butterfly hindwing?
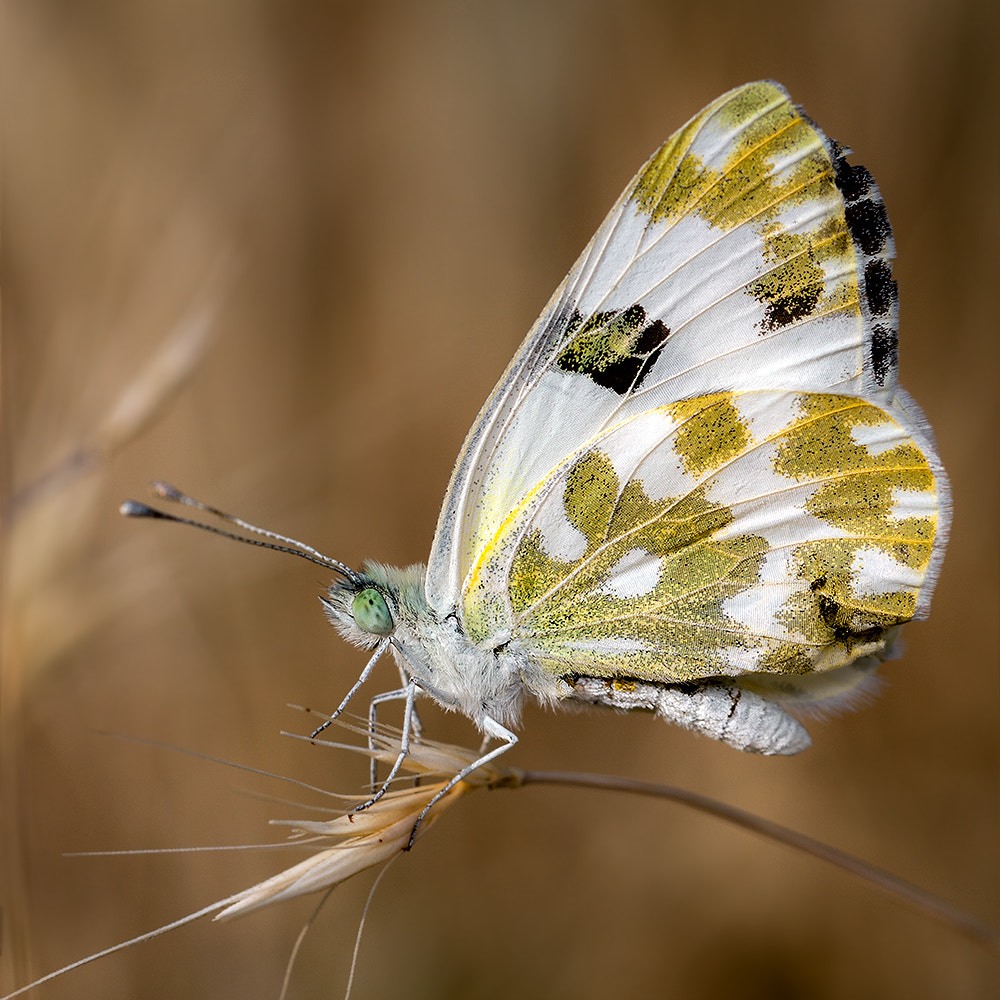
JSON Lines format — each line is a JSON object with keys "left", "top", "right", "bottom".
{"left": 461, "top": 389, "right": 941, "bottom": 687}
{"left": 426, "top": 81, "right": 908, "bottom": 619}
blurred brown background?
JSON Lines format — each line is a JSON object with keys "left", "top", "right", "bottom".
{"left": 3, "top": 1, "right": 997, "bottom": 998}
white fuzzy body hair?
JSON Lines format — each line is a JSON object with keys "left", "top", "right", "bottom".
{"left": 323, "top": 561, "right": 565, "bottom": 731}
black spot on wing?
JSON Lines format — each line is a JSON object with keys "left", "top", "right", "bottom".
{"left": 556, "top": 304, "right": 671, "bottom": 396}
{"left": 758, "top": 278, "right": 824, "bottom": 332}
{"left": 619, "top": 303, "right": 646, "bottom": 328}
{"left": 845, "top": 198, "right": 891, "bottom": 257}
{"left": 830, "top": 143, "right": 892, "bottom": 257}
{"left": 818, "top": 594, "right": 895, "bottom": 647}
{"left": 870, "top": 324, "right": 898, "bottom": 384}
{"left": 635, "top": 317, "right": 669, "bottom": 354}
{"left": 595, "top": 318, "right": 670, "bottom": 394}
{"left": 864, "top": 258, "right": 896, "bottom": 318}
{"left": 830, "top": 145, "right": 873, "bottom": 202}
{"left": 561, "top": 308, "right": 584, "bottom": 340}
{"left": 575, "top": 319, "right": 670, "bottom": 395}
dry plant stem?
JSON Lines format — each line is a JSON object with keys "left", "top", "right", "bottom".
{"left": 2, "top": 757, "right": 995, "bottom": 1000}
{"left": 513, "top": 770, "right": 999, "bottom": 952}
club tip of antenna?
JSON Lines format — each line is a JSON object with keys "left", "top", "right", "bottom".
{"left": 151, "top": 480, "right": 183, "bottom": 500}
{"left": 120, "top": 499, "right": 158, "bottom": 518}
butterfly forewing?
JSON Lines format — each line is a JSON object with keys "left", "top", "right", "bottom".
{"left": 426, "top": 81, "right": 906, "bottom": 618}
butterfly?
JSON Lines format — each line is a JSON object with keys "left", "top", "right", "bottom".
{"left": 127, "top": 81, "right": 949, "bottom": 836}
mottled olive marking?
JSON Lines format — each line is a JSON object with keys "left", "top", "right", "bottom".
{"left": 466, "top": 386, "right": 941, "bottom": 685}
{"left": 667, "top": 392, "right": 751, "bottom": 478}
{"left": 631, "top": 141, "right": 710, "bottom": 227}
{"left": 774, "top": 541, "right": 911, "bottom": 642}
{"left": 750, "top": 219, "right": 856, "bottom": 331}
{"left": 755, "top": 640, "right": 815, "bottom": 675}
{"left": 562, "top": 450, "right": 620, "bottom": 549}
{"left": 631, "top": 83, "right": 831, "bottom": 233}
{"left": 774, "top": 395, "right": 936, "bottom": 561}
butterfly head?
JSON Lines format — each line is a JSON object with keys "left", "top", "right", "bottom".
{"left": 321, "top": 561, "right": 429, "bottom": 651}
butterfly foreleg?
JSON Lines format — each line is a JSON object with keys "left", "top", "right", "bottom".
{"left": 310, "top": 637, "right": 391, "bottom": 739}
{"left": 406, "top": 716, "right": 517, "bottom": 849}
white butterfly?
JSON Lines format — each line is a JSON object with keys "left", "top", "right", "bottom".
{"left": 129, "top": 81, "right": 949, "bottom": 836}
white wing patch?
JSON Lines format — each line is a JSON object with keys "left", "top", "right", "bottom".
{"left": 849, "top": 547, "right": 928, "bottom": 598}
{"left": 601, "top": 549, "right": 663, "bottom": 599}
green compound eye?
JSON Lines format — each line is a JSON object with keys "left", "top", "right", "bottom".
{"left": 351, "top": 588, "right": 394, "bottom": 635}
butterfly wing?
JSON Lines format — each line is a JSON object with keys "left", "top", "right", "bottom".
{"left": 425, "top": 82, "right": 947, "bottom": 693}
{"left": 461, "top": 390, "right": 942, "bottom": 686}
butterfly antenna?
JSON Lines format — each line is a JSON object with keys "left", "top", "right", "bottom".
{"left": 120, "top": 482, "right": 359, "bottom": 581}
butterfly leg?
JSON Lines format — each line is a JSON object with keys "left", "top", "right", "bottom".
{"left": 365, "top": 678, "right": 422, "bottom": 793}
{"left": 354, "top": 678, "right": 419, "bottom": 810}
{"left": 394, "top": 659, "right": 422, "bottom": 742}
{"left": 407, "top": 716, "right": 517, "bottom": 849}
{"left": 310, "top": 637, "right": 391, "bottom": 739}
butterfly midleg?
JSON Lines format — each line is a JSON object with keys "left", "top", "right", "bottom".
{"left": 387, "top": 660, "right": 423, "bottom": 789}
{"left": 394, "top": 659, "right": 423, "bottom": 741}
{"left": 355, "top": 679, "right": 418, "bottom": 808}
